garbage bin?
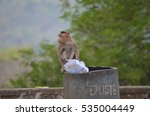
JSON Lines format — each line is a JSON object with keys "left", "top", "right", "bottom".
{"left": 63, "top": 67, "right": 120, "bottom": 99}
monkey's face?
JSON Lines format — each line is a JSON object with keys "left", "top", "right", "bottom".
{"left": 58, "top": 31, "right": 69, "bottom": 44}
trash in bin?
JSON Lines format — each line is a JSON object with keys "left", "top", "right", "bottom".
{"left": 64, "top": 59, "right": 89, "bottom": 73}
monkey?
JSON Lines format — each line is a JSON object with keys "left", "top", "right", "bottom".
{"left": 57, "top": 31, "right": 79, "bottom": 72}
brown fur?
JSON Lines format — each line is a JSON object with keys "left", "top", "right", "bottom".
{"left": 58, "top": 31, "right": 79, "bottom": 72}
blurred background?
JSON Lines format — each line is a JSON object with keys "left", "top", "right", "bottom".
{"left": 0, "top": 0, "right": 150, "bottom": 88}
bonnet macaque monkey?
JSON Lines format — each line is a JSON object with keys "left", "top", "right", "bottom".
{"left": 58, "top": 31, "right": 79, "bottom": 72}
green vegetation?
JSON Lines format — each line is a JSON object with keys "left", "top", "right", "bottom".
{"left": 0, "top": 47, "right": 30, "bottom": 61}
{"left": 10, "top": 0, "right": 150, "bottom": 87}
{"left": 10, "top": 41, "right": 63, "bottom": 87}
{"left": 61, "top": 0, "right": 150, "bottom": 85}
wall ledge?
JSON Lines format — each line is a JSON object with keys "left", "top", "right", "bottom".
{"left": 0, "top": 86, "right": 150, "bottom": 99}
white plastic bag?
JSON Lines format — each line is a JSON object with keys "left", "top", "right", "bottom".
{"left": 64, "top": 59, "right": 89, "bottom": 73}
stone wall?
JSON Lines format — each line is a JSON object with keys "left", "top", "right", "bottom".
{"left": 0, "top": 86, "right": 150, "bottom": 99}
{"left": 120, "top": 86, "right": 150, "bottom": 99}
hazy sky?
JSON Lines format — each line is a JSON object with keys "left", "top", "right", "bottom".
{"left": 0, "top": 0, "right": 70, "bottom": 49}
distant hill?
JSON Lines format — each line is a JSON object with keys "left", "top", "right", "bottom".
{"left": 0, "top": 0, "right": 69, "bottom": 49}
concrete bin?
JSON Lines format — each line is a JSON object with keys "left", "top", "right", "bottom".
{"left": 63, "top": 67, "right": 120, "bottom": 99}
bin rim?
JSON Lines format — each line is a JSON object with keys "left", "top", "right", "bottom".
{"left": 63, "top": 66, "right": 118, "bottom": 75}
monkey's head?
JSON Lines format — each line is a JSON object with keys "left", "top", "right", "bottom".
{"left": 58, "top": 31, "right": 72, "bottom": 44}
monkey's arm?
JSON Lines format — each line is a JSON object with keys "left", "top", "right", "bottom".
{"left": 69, "top": 49, "right": 75, "bottom": 59}
{"left": 69, "top": 45, "right": 79, "bottom": 59}
{"left": 62, "top": 50, "right": 67, "bottom": 60}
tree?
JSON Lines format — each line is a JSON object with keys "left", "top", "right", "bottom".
{"left": 10, "top": 41, "right": 63, "bottom": 88}
{"left": 60, "top": 0, "right": 150, "bottom": 85}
